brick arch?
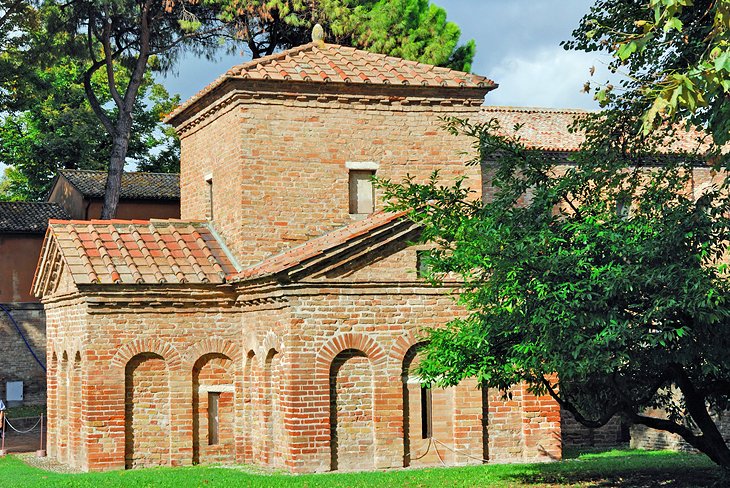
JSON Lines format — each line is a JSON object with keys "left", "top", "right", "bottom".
{"left": 111, "top": 338, "right": 182, "bottom": 371}
{"left": 389, "top": 330, "right": 428, "bottom": 364}
{"left": 182, "top": 338, "right": 241, "bottom": 371}
{"left": 315, "top": 333, "right": 386, "bottom": 379}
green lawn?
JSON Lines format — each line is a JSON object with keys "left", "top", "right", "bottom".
{"left": 0, "top": 449, "right": 722, "bottom": 487}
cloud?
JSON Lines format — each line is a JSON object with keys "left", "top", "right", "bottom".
{"left": 485, "top": 47, "right": 617, "bottom": 109}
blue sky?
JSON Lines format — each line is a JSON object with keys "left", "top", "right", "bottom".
{"left": 161, "top": 0, "right": 614, "bottom": 109}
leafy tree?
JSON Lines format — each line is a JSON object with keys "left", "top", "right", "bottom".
{"left": 377, "top": 113, "right": 730, "bottom": 467}
{"left": 565, "top": 0, "right": 730, "bottom": 145}
{"left": 223, "top": 0, "right": 475, "bottom": 71}
{"left": 0, "top": 2, "right": 180, "bottom": 202}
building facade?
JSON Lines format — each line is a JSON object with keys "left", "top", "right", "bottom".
{"left": 34, "top": 43, "right": 564, "bottom": 472}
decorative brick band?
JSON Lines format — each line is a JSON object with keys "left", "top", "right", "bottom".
{"left": 110, "top": 338, "right": 182, "bottom": 370}
{"left": 314, "top": 333, "right": 386, "bottom": 378}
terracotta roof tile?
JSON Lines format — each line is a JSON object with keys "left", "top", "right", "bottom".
{"left": 47, "top": 219, "right": 236, "bottom": 285}
{"left": 58, "top": 170, "right": 180, "bottom": 200}
{"left": 166, "top": 43, "right": 496, "bottom": 123}
{"left": 230, "top": 211, "right": 409, "bottom": 281}
{"left": 0, "top": 202, "right": 70, "bottom": 233}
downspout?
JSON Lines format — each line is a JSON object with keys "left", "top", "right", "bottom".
{"left": 0, "top": 304, "right": 46, "bottom": 372}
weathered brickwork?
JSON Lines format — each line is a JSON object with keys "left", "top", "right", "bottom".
{"left": 36, "top": 43, "right": 564, "bottom": 473}
{"left": 0, "top": 303, "right": 46, "bottom": 405}
{"left": 178, "top": 82, "right": 483, "bottom": 267}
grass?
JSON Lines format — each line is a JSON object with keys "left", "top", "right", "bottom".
{"left": 0, "top": 449, "right": 723, "bottom": 488}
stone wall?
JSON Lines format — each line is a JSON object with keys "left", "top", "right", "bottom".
{"left": 0, "top": 303, "right": 46, "bottom": 405}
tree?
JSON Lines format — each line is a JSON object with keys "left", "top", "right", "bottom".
{"left": 377, "top": 113, "right": 730, "bottom": 467}
{"left": 0, "top": 3, "right": 180, "bottom": 202}
{"left": 222, "top": 0, "right": 475, "bottom": 71}
{"left": 45, "top": 0, "right": 231, "bottom": 218}
{"left": 565, "top": 0, "right": 730, "bottom": 145}
{"left": 0, "top": 58, "right": 179, "bottom": 201}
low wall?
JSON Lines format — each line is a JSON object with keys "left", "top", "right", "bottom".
{"left": 561, "top": 408, "right": 629, "bottom": 450}
{"left": 0, "top": 303, "right": 46, "bottom": 405}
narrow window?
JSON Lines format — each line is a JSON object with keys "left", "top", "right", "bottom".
{"left": 416, "top": 250, "right": 431, "bottom": 278}
{"left": 208, "top": 392, "right": 220, "bottom": 445}
{"left": 420, "top": 386, "right": 432, "bottom": 439}
{"left": 205, "top": 174, "right": 214, "bottom": 220}
{"left": 349, "top": 170, "right": 375, "bottom": 215}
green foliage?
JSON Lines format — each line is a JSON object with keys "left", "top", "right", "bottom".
{"left": 0, "top": 4, "right": 180, "bottom": 202}
{"left": 565, "top": 0, "right": 730, "bottom": 145}
{"left": 377, "top": 113, "right": 730, "bottom": 463}
{"left": 217, "top": 0, "right": 475, "bottom": 71}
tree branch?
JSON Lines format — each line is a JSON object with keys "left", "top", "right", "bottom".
{"left": 83, "top": 60, "right": 115, "bottom": 135}
{"left": 101, "top": 10, "right": 124, "bottom": 110}
{"left": 540, "top": 377, "right": 624, "bottom": 428}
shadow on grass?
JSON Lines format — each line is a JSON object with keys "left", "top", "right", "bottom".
{"left": 509, "top": 449, "right": 724, "bottom": 487}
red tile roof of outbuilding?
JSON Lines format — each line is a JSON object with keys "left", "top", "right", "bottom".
{"left": 45, "top": 219, "right": 236, "bottom": 285}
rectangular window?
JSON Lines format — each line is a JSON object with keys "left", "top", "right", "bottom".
{"left": 208, "top": 392, "right": 220, "bottom": 445}
{"left": 416, "top": 250, "right": 432, "bottom": 278}
{"left": 421, "top": 386, "right": 432, "bottom": 439}
{"left": 349, "top": 170, "right": 375, "bottom": 215}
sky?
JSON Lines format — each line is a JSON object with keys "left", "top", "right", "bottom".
{"left": 161, "top": 0, "right": 615, "bottom": 110}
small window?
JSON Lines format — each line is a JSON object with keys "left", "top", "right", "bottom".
{"left": 416, "top": 250, "right": 432, "bottom": 278}
{"left": 420, "top": 386, "right": 433, "bottom": 439}
{"left": 205, "top": 174, "right": 213, "bottom": 220}
{"left": 349, "top": 170, "right": 375, "bottom": 215}
{"left": 208, "top": 392, "right": 219, "bottom": 445}
{"left": 616, "top": 195, "right": 631, "bottom": 220}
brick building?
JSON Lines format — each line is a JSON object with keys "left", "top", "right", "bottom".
{"left": 0, "top": 172, "right": 179, "bottom": 407}
{"left": 33, "top": 42, "right": 564, "bottom": 472}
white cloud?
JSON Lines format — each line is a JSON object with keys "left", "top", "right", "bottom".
{"left": 485, "top": 47, "right": 618, "bottom": 109}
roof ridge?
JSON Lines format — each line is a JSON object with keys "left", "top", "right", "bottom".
{"left": 60, "top": 169, "right": 180, "bottom": 176}
{"left": 481, "top": 105, "right": 592, "bottom": 114}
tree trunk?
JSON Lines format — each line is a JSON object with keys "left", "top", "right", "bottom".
{"left": 100, "top": 127, "right": 131, "bottom": 220}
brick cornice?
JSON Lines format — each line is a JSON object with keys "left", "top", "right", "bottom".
{"left": 173, "top": 80, "right": 486, "bottom": 137}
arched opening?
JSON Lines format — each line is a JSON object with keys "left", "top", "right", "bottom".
{"left": 243, "top": 350, "right": 255, "bottom": 463}
{"left": 262, "top": 348, "right": 282, "bottom": 466}
{"left": 69, "top": 352, "right": 82, "bottom": 467}
{"left": 192, "top": 353, "right": 234, "bottom": 465}
{"left": 58, "top": 351, "right": 68, "bottom": 464}
{"left": 329, "top": 349, "right": 374, "bottom": 471}
{"left": 124, "top": 352, "right": 170, "bottom": 469}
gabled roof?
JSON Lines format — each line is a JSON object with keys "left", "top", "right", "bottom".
{"left": 166, "top": 42, "right": 496, "bottom": 123}
{"left": 57, "top": 170, "right": 180, "bottom": 200}
{"left": 231, "top": 211, "right": 415, "bottom": 282}
{"left": 34, "top": 219, "right": 236, "bottom": 294}
{"left": 0, "top": 202, "right": 70, "bottom": 234}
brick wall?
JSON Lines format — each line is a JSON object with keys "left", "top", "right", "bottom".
{"left": 0, "top": 303, "right": 46, "bottom": 405}
{"left": 176, "top": 82, "right": 483, "bottom": 267}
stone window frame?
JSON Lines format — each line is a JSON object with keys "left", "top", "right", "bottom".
{"left": 346, "top": 162, "right": 379, "bottom": 218}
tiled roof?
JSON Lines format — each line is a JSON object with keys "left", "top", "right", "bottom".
{"left": 166, "top": 42, "right": 496, "bottom": 123}
{"left": 0, "top": 202, "right": 70, "bottom": 234}
{"left": 481, "top": 106, "right": 709, "bottom": 154}
{"left": 481, "top": 106, "right": 589, "bottom": 152}
{"left": 231, "top": 211, "right": 410, "bottom": 281}
{"left": 45, "top": 219, "right": 236, "bottom": 285}
{"left": 58, "top": 170, "right": 180, "bottom": 200}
